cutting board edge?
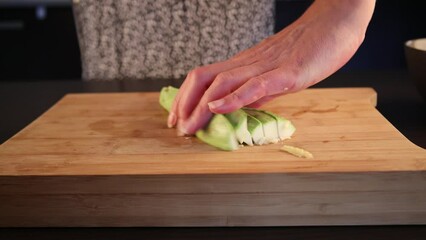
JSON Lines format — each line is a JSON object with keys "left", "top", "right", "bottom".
{"left": 1, "top": 170, "right": 425, "bottom": 226}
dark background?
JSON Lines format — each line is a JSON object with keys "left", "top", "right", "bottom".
{"left": 0, "top": 0, "right": 425, "bottom": 81}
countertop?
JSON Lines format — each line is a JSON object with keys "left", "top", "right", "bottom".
{"left": 0, "top": 69, "right": 425, "bottom": 239}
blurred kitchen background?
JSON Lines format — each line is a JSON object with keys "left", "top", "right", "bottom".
{"left": 0, "top": 0, "right": 425, "bottom": 81}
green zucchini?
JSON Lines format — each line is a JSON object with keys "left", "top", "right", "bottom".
{"left": 159, "top": 86, "right": 295, "bottom": 150}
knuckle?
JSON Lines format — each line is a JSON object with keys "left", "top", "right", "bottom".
{"left": 207, "top": 71, "right": 236, "bottom": 96}
{"left": 215, "top": 71, "right": 235, "bottom": 84}
{"left": 252, "top": 75, "right": 267, "bottom": 91}
{"left": 276, "top": 67, "right": 298, "bottom": 91}
{"left": 187, "top": 66, "right": 213, "bottom": 87}
{"left": 229, "top": 91, "right": 244, "bottom": 107}
{"left": 187, "top": 68, "right": 204, "bottom": 81}
{"left": 247, "top": 76, "right": 268, "bottom": 100}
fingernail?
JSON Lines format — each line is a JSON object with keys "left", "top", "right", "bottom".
{"left": 208, "top": 99, "right": 225, "bottom": 110}
{"left": 167, "top": 112, "right": 177, "bottom": 128}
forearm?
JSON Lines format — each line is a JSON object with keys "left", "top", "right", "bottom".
{"left": 301, "top": 0, "right": 376, "bottom": 38}
{"left": 282, "top": 0, "right": 376, "bottom": 86}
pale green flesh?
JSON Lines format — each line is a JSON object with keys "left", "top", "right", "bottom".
{"left": 224, "top": 110, "right": 253, "bottom": 146}
{"left": 159, "top": 86, "right": 295, "bottom": 150}
{"left": 281, "top": 145, "right": 313, "bottom": 159}
{"left": 159, "top": 86, "right": 178, "bottom": 112}
{"left": 257, "top": 109, "right": 296, "bottom": 140}
{"left": 246, "top": 115, "right": 267, "bottom": 145}
{"left": 243, "top": 108, "right": 280, "bottom": 144}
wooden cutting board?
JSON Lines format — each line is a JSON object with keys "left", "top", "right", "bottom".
{"left": 0, "top": 88, "right": 425, "bottom": 227}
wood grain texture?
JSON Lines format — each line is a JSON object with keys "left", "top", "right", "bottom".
{"left": 0, "top": 88, "right": 425, "bottom": 226}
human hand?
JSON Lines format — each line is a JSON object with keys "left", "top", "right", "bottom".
{"left": 168, "top": 0, "right": 375, "bottom": 135}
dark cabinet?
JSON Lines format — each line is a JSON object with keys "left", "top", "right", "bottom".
{"left": 0, "top": 4, "right": 81, "bottom": 81}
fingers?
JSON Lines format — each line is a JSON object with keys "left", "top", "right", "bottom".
{"left": 168, "top": 34, "right": 281, "bottom": 131}
{"left": 178, "top": 62, "right": 273, "bottom": 135}
{"left": 167, "top": 59, "right": 243, "bottom": 128}
{"left": 208, "top": 68, "right": 296, "bottom": 114}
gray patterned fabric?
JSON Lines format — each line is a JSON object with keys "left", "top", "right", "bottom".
{"left": 72, "top": 0, "right": 275, "bottom": 81}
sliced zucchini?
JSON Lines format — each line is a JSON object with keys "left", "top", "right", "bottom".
{"left": 195, "top": 114, "right": 240, "bottom": 151}
{"left": 258, "top": 109, "right": 296, "bottom": 140}
{"left": 243, "top": 108, "right": 280, "bottom": 144}
{"left": 246, "top": 115, "right": 267, "bottom": 145}
{"left": 159, "top": 86, "right": 178, "bottom": 112}
{"left": 224, "top": 109, "right": 253, "bottom": 146}
{"left": 159, "top": 86, "right": 296, "bottom": 151}
{"left": 159, "top": 86, "right": 239, "bottom": 151}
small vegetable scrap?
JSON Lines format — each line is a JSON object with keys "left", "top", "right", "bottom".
{"left": 280, "top": 145, "right": 314, "bottom": 159}
{"left": 159, "top": 86, "right": 296, "bottom": 151}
